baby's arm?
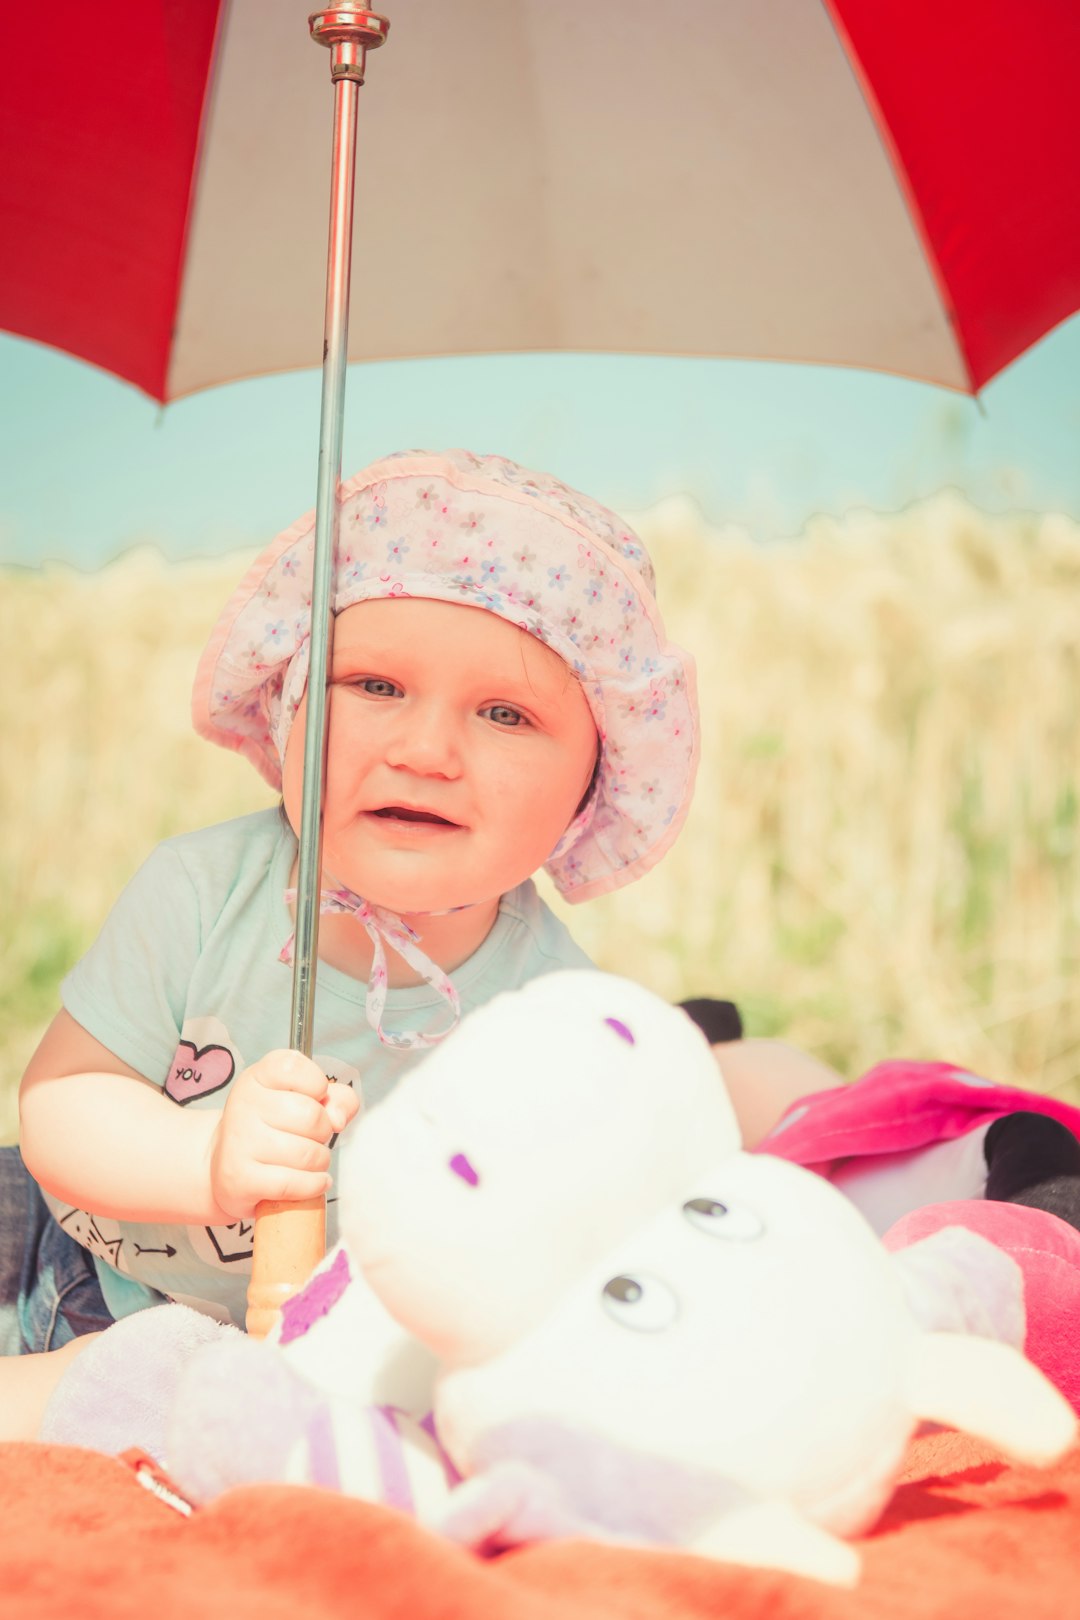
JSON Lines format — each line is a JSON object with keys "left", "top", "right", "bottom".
{"left": 19, "top": 1011, "right": 359, "bottom": 1224}
{"left": 710, "top": 1037, "right": 843, "bottom": 1150}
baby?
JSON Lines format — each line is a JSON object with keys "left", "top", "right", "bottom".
{"left": 1, "top": 451, "right": 703, "bottom": 1394}
{"left": 1, "top": 449, "right": 837, "bottom": 1438}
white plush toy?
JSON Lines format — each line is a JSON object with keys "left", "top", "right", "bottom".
{"left": 431, "top": 1151, "right": 1076, "bottom": 1585}
{"left": 39, "top": 971, "right": 1077, "bottom": 1587}
{"left": 266, "top": 969, "right": 741, "bottom": 1406}
{"left": 158, "top": 1139, "right": 1076, "bottom": 1588}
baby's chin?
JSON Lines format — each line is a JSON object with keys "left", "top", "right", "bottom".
{"left": 334, "top": 855, "right": 528, "bottom": 920}
{"left": 393, "top": 891, "right": 501, "bottom": 924}
{"left": 346, "top": 876, "right": 501, "bottom": 921}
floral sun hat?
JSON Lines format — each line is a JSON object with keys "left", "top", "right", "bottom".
{"left": 193, "top": 449, "right": 699, "bottom": 905}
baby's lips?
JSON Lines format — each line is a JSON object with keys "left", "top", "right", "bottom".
{"left": 365, "top": 802, "right": 464, "bottom": 827}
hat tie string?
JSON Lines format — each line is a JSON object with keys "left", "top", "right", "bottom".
{"left": 281, "top": 885, "right": 464, "bottom": 1050}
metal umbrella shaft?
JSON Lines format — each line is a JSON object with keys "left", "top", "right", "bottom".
{"left": 247, "top": 7, "right": 390, "bottom": 1339}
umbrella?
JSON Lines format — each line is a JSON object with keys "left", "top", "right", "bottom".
{"left": 3, "top": 0, "right": 1079, "bottom": 1333}
{"left": 3, "top": 1, "right": 1080, "bottom": 399}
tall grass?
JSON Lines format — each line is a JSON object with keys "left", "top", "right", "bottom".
{"left": 3, "top": 494, "right": 1079, "bottom": 1140}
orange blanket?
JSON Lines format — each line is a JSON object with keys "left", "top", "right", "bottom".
{"left": 4, "top": 1433, "right": 1079, "bottom": 1619}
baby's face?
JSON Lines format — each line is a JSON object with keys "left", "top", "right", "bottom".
{"left": 282, "top": 597, "right": 598, "bottom": 913}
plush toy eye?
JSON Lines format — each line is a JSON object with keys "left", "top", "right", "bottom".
{"left": 682, "top": 1197, "right": 764, "bottom": 1241}
{"left": 600, "top": 1273, "right": 679, "bottom": 1332}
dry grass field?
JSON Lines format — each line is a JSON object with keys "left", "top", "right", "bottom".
{"left": 3, "top": 493, "right": 1079, "bottom": 1141}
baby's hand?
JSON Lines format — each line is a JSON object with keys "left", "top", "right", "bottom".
{"left": 207, "top": 1050, "right": 361, "bottom": 1219}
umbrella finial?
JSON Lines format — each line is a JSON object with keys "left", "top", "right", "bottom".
{"left": 309, "top": 5, "right": 390, "bottom": 84}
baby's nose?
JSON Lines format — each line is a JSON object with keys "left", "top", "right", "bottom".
{"left": 385, "top": 708, "right": 463, "bottom": 776}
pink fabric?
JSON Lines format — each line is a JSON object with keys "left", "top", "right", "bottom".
{"left": 759, "top": 1060, "right": 1080, "bottom": 1174}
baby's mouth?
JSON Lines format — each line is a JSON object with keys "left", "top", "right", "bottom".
{"left": 370, "top": 806, "right": 459, "bottom": 827}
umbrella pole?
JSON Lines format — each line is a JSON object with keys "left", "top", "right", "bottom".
{"left": 247, "top": 5, "right": 390, "bottom": 1339}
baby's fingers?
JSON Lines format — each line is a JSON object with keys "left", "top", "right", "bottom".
{"left": 259, "top": 1126, "right": 333, "bottom": 1178}
{"left": 324, "top": 1081, "right": 361, "bottom": 1135}
{"left": 259, "top": 1088, "right": 336, "bottom": 1144}
{"left": 252, "top": 1165, "right": 333, "bottom": 1208}
{"left": 252, "top": 1050, "right": 329, "bottom": 1100}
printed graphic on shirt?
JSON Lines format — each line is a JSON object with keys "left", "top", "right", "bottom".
{"left": 58, "top": 1208, "right": 127, "bottom": 1271}
{"left": 314, "top": 1055, "right": 360, "bottom": 1094}
{"left": 165, "top": 1040, "right": 235, "bottom": 1105}
{"left": 191, "top": 1218, "right": 255, "bottom": 1269}
{"left": 164, "top": 1015, "right": 243, "bottom": 1106}
{"left": 131, "top": 1236, "right": 180, "bottom": 1262}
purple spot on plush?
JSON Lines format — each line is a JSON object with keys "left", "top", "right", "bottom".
{"left": 605, "top": 1017, "right": 635, "bottom": 1045}
{"left": 449, "top": 1152, "right": 480, "bottom": 1187}
{"left": 278, "top": 1246, "right": 352, "bottom": 1346}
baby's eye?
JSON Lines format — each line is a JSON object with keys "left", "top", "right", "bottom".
{"left": 600, "top": 1273, "right": 679, "bottom": 1333}
{"left": 682, "top": 1196, "right": 764, "bottom": 1241}
{"left": 481, "top": 703, "right": 528, "bottom": 728}
{"left": 351, "top": 677, "right": 402, "bottom": 698}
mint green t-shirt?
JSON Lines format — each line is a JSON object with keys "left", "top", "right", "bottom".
{"left": 55, "top": 809, "right": 593, "bottom": 1327}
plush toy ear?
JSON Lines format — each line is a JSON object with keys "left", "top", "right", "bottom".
{"left": 887, "top": 1225, "right": 1026, "bottom": 1345}
{"left": 905, "top": 1332, "right": 1078, "bottom": 1466}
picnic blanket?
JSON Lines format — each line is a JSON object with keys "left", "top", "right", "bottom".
{"left": 4, "top": 1431, "right": 1079, "bottom": 1620}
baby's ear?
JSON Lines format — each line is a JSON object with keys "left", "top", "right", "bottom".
{"left": 905, "top": 1331, "right": 1077, "bottom": 1465}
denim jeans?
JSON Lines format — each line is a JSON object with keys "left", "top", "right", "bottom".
{"left": 0, "top": 1145, "right": 114, "bottom": 1354}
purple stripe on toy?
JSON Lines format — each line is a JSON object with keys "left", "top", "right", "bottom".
{"left": 306, "top": 1402, "right": 343, "bottom": 1491}
{"left": 278, "top": 1246, "right": 352, "bottom": 1346}
{"left": 419, "top": 1410, "right": 464, "bottom": 1487}
{"left": 604, "top": 1017, "right": 635, "bottom": 1045}
{"left": 369, "top": 1406, "right": 416, "bottom": 1514}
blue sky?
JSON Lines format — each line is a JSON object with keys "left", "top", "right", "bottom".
{"left": 2, "top": 312, "right": 1079, "bottom": 569}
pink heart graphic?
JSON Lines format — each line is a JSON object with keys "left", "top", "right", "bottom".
{"left": 165, "top": 1040, "right": 235, "bottom": 1106}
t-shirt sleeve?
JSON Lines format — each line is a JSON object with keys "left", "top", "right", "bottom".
{"left": 60, "top": 842, "right": 201, "bottom": 1087}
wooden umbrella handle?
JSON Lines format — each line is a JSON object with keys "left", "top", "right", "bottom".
{"left": 246, "top": 1196, "right": 326, "bottom": 1338}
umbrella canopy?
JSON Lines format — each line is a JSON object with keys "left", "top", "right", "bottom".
{"left": 2, "top": 0, "right": 1079, "bottom": 402}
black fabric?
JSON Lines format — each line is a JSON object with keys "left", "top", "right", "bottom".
{"left": 677, "top": 998, "right": 744, "bottom": 1045}
{"left": 983, "top": 1111, "right": 1080, "bottom": 1234}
